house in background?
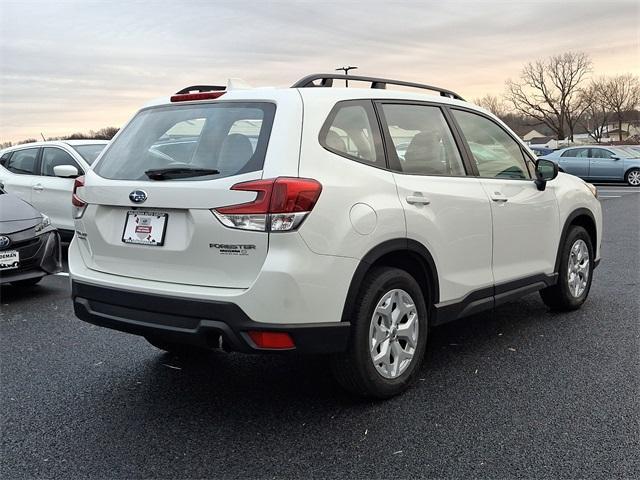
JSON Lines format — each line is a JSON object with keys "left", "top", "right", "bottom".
{"left": 528, "top": 136, "right": 559, "bottom": 150}
{"left": 522, "top": 129, "right": 546, "bottom": 142}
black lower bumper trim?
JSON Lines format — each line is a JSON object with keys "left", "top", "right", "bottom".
{"left": 72, "top": 281, "right": 350, "bottom": 354}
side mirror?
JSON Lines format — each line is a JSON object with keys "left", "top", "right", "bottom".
{"left": 611, "top": 156, "right": 620, "bottom": 161}
{"left": 534, "top": 159, "right": 558, "bottom": 191}
{"left": 53, "top": 165, "right": 79, "bottom": 178}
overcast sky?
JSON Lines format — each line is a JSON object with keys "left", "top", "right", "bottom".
{"left": 1, "top": 0, "right": 638, "bottom": 142}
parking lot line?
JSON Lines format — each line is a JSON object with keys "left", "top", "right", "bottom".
{"left": 599, "top": 195, "right": 621, "bottom": 199}
{"left": 55, "top": 272, "right": 69, "bottom": 276}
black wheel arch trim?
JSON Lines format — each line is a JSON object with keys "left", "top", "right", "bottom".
{"left": 554, "top": 208, "right": 598, "bottom": 274}
{"left": 340, "top": 238, "right": 440, "bottom": 322}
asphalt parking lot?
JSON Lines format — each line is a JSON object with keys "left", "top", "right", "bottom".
{"left": 1, "top": 186, "right": 638, "bottom": 479}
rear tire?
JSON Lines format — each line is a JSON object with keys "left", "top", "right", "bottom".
{"left": 11, "top": 277, "right": 42, "bottom": 288}
{"left": 145, "top": 336, "right": 208, "bottom": 357}
{"left": 331, "top": 266, "right": 429, "bottom": 399}
{"left": 625, "top": 168, "right": 640, "bottom": 186}
{"left": 540, "top": 225, "right": 594, "bottom": 311}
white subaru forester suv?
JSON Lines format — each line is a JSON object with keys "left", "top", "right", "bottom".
{"left": 70, "top": 74, "right": 602, "bottom": 398}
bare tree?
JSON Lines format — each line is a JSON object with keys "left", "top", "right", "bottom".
{"left": 474, "top": 94, "right": 507, "bottom": 118}
{"left": 505, "top": 52, "right": 592, "bottom": 140}
{"left": 603, "top": 74, "right": 640, "bottom": 141}
{"left": 577, "top": 79, "right": 611, "bottom": 143}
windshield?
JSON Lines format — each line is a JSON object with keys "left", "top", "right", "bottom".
{"left": 71, "top": 144, "right": 107, "bottom": 164}
{"left": 94, "top": 102, "right": 276, "bottom": 181}
{"left": 616, "top": 146, "right": 640, "bottom": 158}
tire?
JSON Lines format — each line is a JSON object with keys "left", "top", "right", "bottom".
{"left": 625, "top": 168, "right": 640, "bottom": 187}
{"left": 331, "top": 266, "right": 429, "bottom": 399}
{"left": 145, "top": 336, "right": 208, "bottom": 357}
{"left": 540, "top": 225, "right": 594, "bottom": 311}
{"left": 11, "top": 277, "right": 42, "bottom": 288}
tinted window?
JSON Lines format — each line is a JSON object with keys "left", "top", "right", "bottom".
{"left": 94, "top": 103, "right": 275, "bottom": 181}
{"left": 70, "top": 144, "right": 106, "bottom": 164}
{"left": 320, "top": 101, "right": 383, "bottom": 166}
{"left": 590, "top": 148, "right": 615, "bottom": 159}
{"left": 5, "top": 148, "right": 39, "bottom": 175}
{"left": 381, "top": 104, "right": 465, "bottom": 176}
{"left": 562, "top": 148, "right": 589, "bottom": 158}
{"left": 41, "top": 148, "right": 82, "bottom": 176}
{"left": 452, "top": 110, "right": 530, "bottom": 179}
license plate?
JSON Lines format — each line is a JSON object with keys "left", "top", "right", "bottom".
{"left": 0, "top": 250, "right": 19, "bottom": 270}
{"left": 122, "top": 211, "right": 168, "bottom": 246}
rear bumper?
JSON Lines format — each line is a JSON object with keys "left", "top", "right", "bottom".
{"left": 72, "top": 281, "right": 351, "bottom": 354}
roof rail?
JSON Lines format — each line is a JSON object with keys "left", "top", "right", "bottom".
{"left": 175, "top": 85, "right": 226, "bottom": 95}
{"left": 291, "top": 73, "right": 465, "bottom": 101}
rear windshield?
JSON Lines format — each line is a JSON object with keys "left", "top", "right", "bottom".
{"left": 70, "top": 144, "right": 107, "bottom": 164}
{"left": 94, "top": 102, "right": 276, "bottom": 181}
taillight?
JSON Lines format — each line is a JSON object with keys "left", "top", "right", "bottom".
{"left": 72, "top": 176, "right": 87, "bottom": 219}
{"left": 212, "top": 177, "right": 322, "bottom": 232}
{"left": 170, "top": 91, "right": 225, "bottom": 102}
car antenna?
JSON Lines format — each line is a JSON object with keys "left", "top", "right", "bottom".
{"left": 40, "top": 132, "right": 46, "bottom": 141}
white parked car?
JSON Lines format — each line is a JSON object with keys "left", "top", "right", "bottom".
{"left": 69, "top": 75, "right": 602, "bottom": 398}
{"left": 0, "top": 140, "right": 109, "bottom": 238}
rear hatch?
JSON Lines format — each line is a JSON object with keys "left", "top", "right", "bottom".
{"left": 76, "top": 99, "right": 278, "bottom": 288}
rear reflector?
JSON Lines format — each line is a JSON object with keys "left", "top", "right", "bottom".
{"left": 170, "top": 91, "right": 225, "bottom": 102}
{"left": 213, "top": 177, "right": 322, "bottom": 232}
{"left": 247, "top": 331, "right": 295, "bottom": 349}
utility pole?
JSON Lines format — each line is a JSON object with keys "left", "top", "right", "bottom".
{"left": 335, "top": 66, "right": 358, "bottom": 87}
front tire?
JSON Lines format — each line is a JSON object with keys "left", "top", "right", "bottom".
{"left": 625, "top": 168, "right": 640, "bottom": 186}
{"left": 332, "top": 267, "right": 429, "bottom": 399}
{"left": 540, "top": 225, "right": 594, "bottom": 311}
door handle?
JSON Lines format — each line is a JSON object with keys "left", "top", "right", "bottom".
{"left": 33, "top": 184, "right": 44, "bottom": 191}
{"left": 490, "top": 192, "right": 508, "bottom": 203}
{"left": 406, "top": 194, "right": 430, "bottom": 205}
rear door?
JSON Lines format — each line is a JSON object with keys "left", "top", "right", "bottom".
{"left": 0, "top": 147, "right": 40, "bottom": 203}
{"left": 558, "top": 147, "right": 590, "bottom": 178}
{"left": 376, "top": 101, "right": 494, "bottom": 302}
{"left": 76, "top": 100, "right": 292, "bottom": 288}
{"left": 450, "top": 108, "right": 560, "bottom": 283}
{"left": 32, "top": 146, "right": 84, "bottom": 231}
{"left": 588, "top": 147, "right": 624, "bottom": 180}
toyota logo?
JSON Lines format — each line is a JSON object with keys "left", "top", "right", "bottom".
{"left": 129, "top": 190, "right": 147, "bottom": 204}
{"left": 0, "top": 236, "right": 10, "bottom": 249}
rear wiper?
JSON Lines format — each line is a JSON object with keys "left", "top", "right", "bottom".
{"left": 145, "top": 167, "right": 220, "bottom": 180}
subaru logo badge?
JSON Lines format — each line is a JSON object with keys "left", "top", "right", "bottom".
{"left": 129, "top": 190, "right": 147, "bottom": 204}
{"left": 0, "top": 235, "right": 10, "bottom": 249}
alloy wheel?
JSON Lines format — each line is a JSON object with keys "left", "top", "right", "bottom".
{"left": 567, "top": 239, "right": 589, "bottom": 298}
{"left": 368, "top": 289, "right": 419, "bottom": 379}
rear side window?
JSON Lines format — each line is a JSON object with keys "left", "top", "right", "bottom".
{"left": 561, "top": 148, "right": 589, "bottom": 158}
{"left": 381, "top": 103, "right": 466, "bottom": 176}
{"left": 452, "top": 110, "right": 530, "bottom": 179}
{"left": 5, "top": 148, "right": 39, "bottom": 175}
{"left": 41, "top": 148, "right": 83, "bottom": 176}
{"left": 319, "top": 100, "right": 384, "bottom": 167}
{"left": 94, "top": 102, "right": 276, "bottom": 181}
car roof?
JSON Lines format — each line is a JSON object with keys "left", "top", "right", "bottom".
{"left": 141, "top": 85, "right": 489, "bottom": 115}
{"left": 3, "top": 139, "right": 109, "bottom": 151}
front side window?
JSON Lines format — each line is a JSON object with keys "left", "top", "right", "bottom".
{"left": 381, "top": 103, "right": 465, "bottom": 176}
{"left": 452, "top": 110, "right": 530, "bottom": 179}
{"left": 320, "top": 101, "right": 384, "bottom": 166}
{"left": 590, "top": 148, "right": 615, "bottom": 159}
{"left": 5, "top": 148, "right": 39, "bottom": 175}
{"left": 94, "top": 102, "right": 275, "bottom": 181}
{"left": 41, "top": 148, "right": 82, "bottom": 176}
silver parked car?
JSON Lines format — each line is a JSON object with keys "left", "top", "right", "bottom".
{"left": 541, "top": 145, "right": 640, "bottom": 186}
